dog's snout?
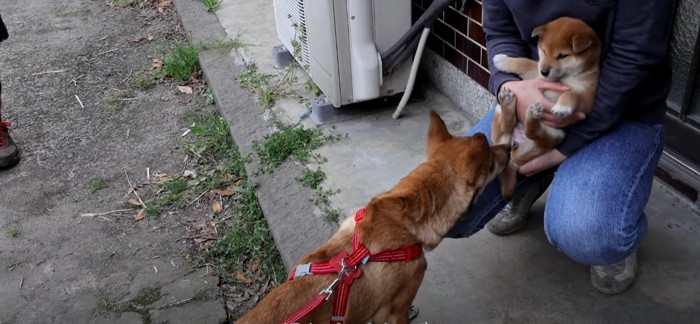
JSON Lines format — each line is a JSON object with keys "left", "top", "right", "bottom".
{"left": 540, "top": 67, "right": 551, "bottom": 77}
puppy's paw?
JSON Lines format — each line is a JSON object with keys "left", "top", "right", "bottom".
{"left": 527, "top": 102, "right": 544, "bottom": 119}
{"left": 498, "top": 87, "right": 515, "bottom": 108}
{"left": 551, "top": 104, "right": 573, "bottom": 118}
{"left": 493, "top": 54, "right": 509, "bottom": 71}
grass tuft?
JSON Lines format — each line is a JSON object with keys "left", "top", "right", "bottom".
{"left": 201, "top": 0, "right": 221, "bottom": 13}
{"left": 162, "top": 43, "right": 200, "bottom": 81}
{"left": 238, "top": 64, "right": 277, "bottom": 108}
{"left": 89, "top": 179, "right": 107, "bottom": 193}
{"left": 130, "top": 73, "right": 155, "bottom": 90}
{"left": 252, "top": 125, "right": 341, "bottom": 173}
{"left": 106, "top": 90, "right": 136, "bottom": 110}
{"left": 7, "top": 228, "right": 20, "bottom": 238}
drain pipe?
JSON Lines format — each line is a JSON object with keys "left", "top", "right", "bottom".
{"left": 392, "top": 27, "right": 431, "bottom": 119}
{"left": 348, "top": 0, "right": 381, "bottom": 102}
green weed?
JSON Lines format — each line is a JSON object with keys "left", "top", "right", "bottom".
{"left": 7, "top": 228, "right": 20, "bottom": 238}
{"left": 252, "top": 125, "right": 341, "bottom": 173}
{"left": 97, "top": 287, "right": 161, "bottom": 323}
{"left": 202, "top": 87, "right": 215, "bottom": 105}
{"left": 88, "top": 179, "right": 106, "bottom": 193}
{"left": 106, "top": 90, "right": 136, "bottom": 110}
{"left": 162, "top": 43, "right": 200, "bottom": 81}
{"left": 199, "top": 38, "right": 245, "bottom": 52}
{"left": 130, "top": 73, "right": 155, "bottom": 90}
{"left": 304, "top": 79, "right": 322, "bottom": 97}
{"left": 145, "top": 205, "right": 162, "bottom": 217}
{"left": 298, "top": 168, "right": 325, "bottom": 189}
{"left": 238, "top": 64, "right": 277, "bottom": 108}
{"left": 201, "top": 0, "right": 222, "bottom": 13}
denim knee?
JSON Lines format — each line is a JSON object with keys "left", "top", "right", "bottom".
{"left": 544, "top": 207, "right": 646, "bottom": 266}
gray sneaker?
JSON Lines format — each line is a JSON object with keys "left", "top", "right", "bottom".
{"left": 487, "top": 172, "right": 554, "bottom": 235}
{"left": 590, "top": 251, "right": 638, "bottom": 295}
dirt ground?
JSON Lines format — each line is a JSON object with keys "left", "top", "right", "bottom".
{"left": 0, "top": 1, "right": 230, "bottom": 323}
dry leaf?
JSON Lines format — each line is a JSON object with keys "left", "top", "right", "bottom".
{"left": 213, "top": 188, "right": 235, "bottom": 197}
{"left": 234, "top": 270, "right": 253, "bottom": 284}
{"left": 177, "top": 86, "right": 193, "bottom": 94}
{"left": 222, "top": 174, "right": 235, "bottom": 182}
{"left": 134, "top": 209, "right": 145, "bottom": 221}
{"left": 249, "top": 258, "right": 261, "bottom": 272}
{"left": 147, "top": 35, "right": 155, "bottom": 41}
{"left": 183, "top": 170, "right": 197, "bottom": 179}
{"left": 153, "top": 174, "right": 175, "bottom": 184}
{"left": 157, "top": 0, "right": 172, "bottom": 12}
{"left": 212, "top": 201, "right": 222, "bottom": 213}
{"left": 152, "top": 58, "right": 163, "bottom": 68}
{"left": 128, "top": 198, "right": 143, "bottom": 207}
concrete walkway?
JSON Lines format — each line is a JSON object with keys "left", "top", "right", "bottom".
{"left": 180, "top": 0, "right": 700, "bottom": 322}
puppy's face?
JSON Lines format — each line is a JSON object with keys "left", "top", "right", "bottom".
{"left": 532, "top": 17, "right": 600, "bottom": 81}
{"left": 427, "top": 111, "right": 509, "bottom": 194}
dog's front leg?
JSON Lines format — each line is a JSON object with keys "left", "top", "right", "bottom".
{"left": 492, "top": 54, "right": 539, "bottom": 79}
{"left": 550, "top": 90, "right": 578, "bottom": 118}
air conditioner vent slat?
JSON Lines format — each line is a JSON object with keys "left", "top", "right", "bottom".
{"left": 273, "top": 0, "right": 310, "bottom": 68}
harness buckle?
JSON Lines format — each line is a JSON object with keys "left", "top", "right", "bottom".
{"left": 292, "top": 263, "right": 312, "bottom": 279}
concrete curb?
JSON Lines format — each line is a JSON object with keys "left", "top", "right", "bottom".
{"left": 171, "top": 0, "right": 336, "bottom": 269}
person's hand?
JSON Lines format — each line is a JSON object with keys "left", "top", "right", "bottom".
{"left": 501, "top": 79, "right": 585, "bottom": 128}
{"left": 519, "top": 149, "right": 567, "bottom": 176}
{"left": 540, "top": 107, "right": 587, "bottom": 129}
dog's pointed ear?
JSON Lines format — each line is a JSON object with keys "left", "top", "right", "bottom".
{"left": 571, "top": 33, "right": 594, "bottom": 54}
{"left": 531, "top": 24, "right": 546, "bottom": 39}
{"left": 427, "top": 110, "right": 451, "bottom": 156}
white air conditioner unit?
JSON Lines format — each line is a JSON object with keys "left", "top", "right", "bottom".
{"left": 273, "top": 0, "right": 413, "bottom": 108}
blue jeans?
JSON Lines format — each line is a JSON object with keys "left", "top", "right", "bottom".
{"left": 446, "top": 106, "right": 665, "bottom": 266}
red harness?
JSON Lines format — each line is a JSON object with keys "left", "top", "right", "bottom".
{"left": 282, "top": 208, "right": 423, "bottom": 324}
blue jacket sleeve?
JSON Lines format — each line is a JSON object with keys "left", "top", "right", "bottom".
{"left": 556, "top": 0, "right": 676, "bottom": 156}
{"left": 483, "top": 0, "right": 530, "bottom": 95}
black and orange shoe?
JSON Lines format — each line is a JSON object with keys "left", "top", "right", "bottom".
{"left": 0, "top": 120, "right": 20, "bottom": 169}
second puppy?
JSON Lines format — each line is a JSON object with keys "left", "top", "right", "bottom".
{"left": 491, "top": 17, "right": 601, "bottom": 199}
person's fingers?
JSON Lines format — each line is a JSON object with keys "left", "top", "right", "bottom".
{"left": 519, "top": 157, "right": 544, "bottom": 176}
{"left": 535, "top": 79, "right": 570, "bottom": 92}
{"left": 575, "top": 111, "right": 587, "bottom": 121}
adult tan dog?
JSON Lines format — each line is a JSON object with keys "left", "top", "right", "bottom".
{"left": 237, "top": 111, "right": 510, "bottom": 324}
{"left": 490, "top": 17, "right": 601, "bottom": 199}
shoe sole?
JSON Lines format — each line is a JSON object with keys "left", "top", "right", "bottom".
{"left": 0, "top": 148, "right": 20, "bottom": 169}
{"left": 487, "top": 220, "right": 528, "bottom": 236}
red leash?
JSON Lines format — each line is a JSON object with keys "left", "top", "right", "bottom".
{"left": 282, "top": 208, "right": 423, "bottom": 324}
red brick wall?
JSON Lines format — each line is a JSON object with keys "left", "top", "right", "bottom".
{"left": 412, "top": 0, "right": 490, "bottom": 89}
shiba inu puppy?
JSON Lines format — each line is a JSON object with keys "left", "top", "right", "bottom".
{"left": 491, "top": 17, "right": 601, "bottom": 199}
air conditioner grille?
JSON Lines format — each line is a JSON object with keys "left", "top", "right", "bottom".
{"left": 273, "top": 0, "right": 310, "bottom": 68}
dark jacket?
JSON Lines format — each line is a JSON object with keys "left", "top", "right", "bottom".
{"left": 483, "top": 0, "right": 676, "bottom": 156}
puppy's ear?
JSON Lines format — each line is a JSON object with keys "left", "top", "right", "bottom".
{"left": 531, "top": 24, "right": 546, "bottom": 39}
{"left": 427, "top": 110, "right": 451, "bottom": 156}
{"left": 571, "top": 33, "right": 594, "bottom": 53}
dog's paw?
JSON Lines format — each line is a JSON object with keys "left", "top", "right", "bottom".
{"left": 498, "top": 87, "right": 515, "bottom": 107}
{"left": 551, "top": 104, "right": 573, "bottom": 118}
{"left": 527, "top": 102, "right": 544, "bottom": 119}
{"left": 493, "top": 54, "right": 509, "bottom": 71}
